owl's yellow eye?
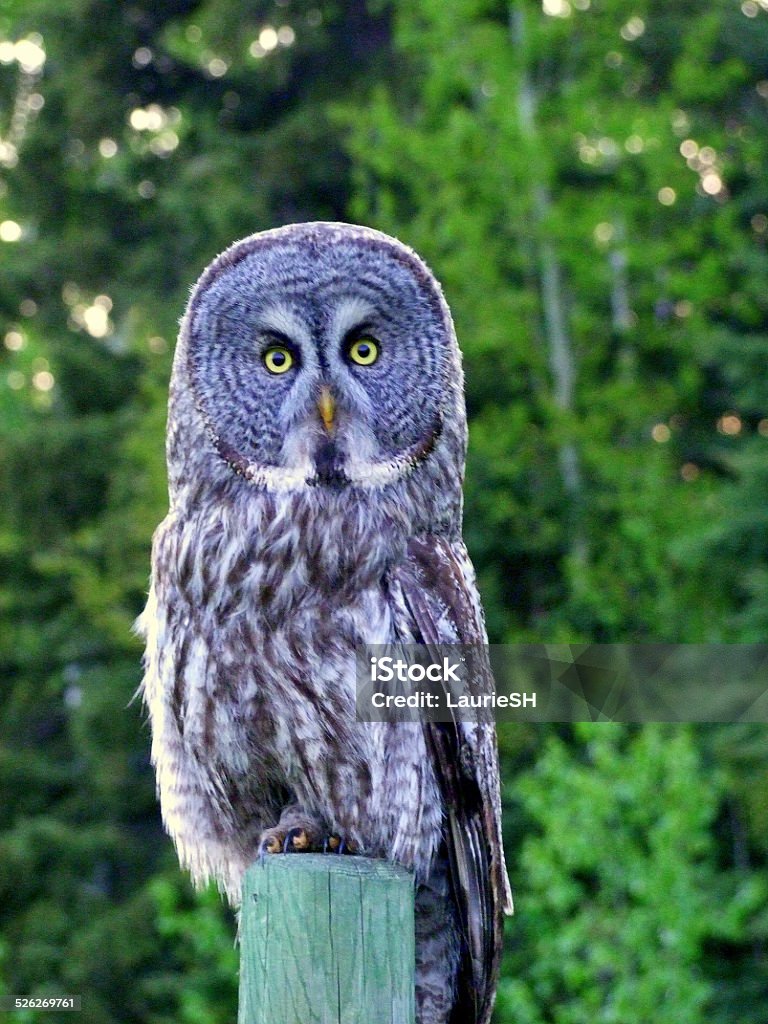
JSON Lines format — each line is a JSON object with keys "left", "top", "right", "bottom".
{"left": 347, "top": 337, "right": 379, "bottom": 366}
{"left": 263, "top": 346, "right": 294, "bottom": 374}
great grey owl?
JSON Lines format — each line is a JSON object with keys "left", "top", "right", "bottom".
{"left": 137, "top": 222, "right": 513, "bottom": 1024}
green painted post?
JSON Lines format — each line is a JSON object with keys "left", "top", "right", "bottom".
{"left": 238, "top": 854, "right": 415, "bottom": 1024}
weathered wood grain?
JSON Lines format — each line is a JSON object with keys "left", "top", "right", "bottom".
{"left": 238, "top": 854, "right": 415, "bottom": 1024}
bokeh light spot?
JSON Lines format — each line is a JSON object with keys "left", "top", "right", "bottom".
{"left": 620, "top": 16, "right": 645, "bottom": 40}
{"left": 133, "top": 47, "right": 152, "bottom": 67}
{"left": 543, "top": 0, "right": 572, "bottom": 16}
{"left": 593, "top": 222, "right": 614, "bottom": 244}
{"left": 4, "top": 330, "right": 24, "bottom": 351}
{"left": 0, "top": 220, "right": 22, "bottom": 241}
{"left": 32, "top": 370, "right": 54, "bottom": 392}
{"left": 208, "top": 58, "right": 228, "bottom": 77}
{"left": 259, "top": 27, "right": 279, "bottom": 50}
{"left": 14, "top": 38, "right": 46, "bottom": 72}
{"left": 652, "top": 424, "right": 671, "bottom": 443}
{"left": 718, "top": 414, "right": 742, "bottom": 436}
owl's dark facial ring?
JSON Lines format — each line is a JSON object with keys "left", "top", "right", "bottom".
{"left": 186, "top": 231, "right": 453, "bottom": 491}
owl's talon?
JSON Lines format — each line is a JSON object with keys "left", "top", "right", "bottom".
{"left": 324, "top": 834, "right": 358, "bottom": 854}
{"left": 284, "top": 827, "right": 312, "bottom": 852}
{"left": 257, "top": 830, "right": 285, "bottom": 861}
{"left": 258, "top": 812, "right": 352, "bottom": 861}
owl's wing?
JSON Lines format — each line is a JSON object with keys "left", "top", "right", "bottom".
{"left": 388, "top": 535, "right": 513, "bottom": 1024}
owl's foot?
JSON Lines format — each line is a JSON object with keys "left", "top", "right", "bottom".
{"left": 257, "top": 812, "right": 357, "bottom": 862}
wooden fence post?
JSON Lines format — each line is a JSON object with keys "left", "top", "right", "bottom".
{"left": 238, "top": 854, "right": 415, "bottom": 1024}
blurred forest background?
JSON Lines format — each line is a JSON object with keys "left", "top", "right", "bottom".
{"left": 1, "top": 0, "right": 768, "bottom": 1021}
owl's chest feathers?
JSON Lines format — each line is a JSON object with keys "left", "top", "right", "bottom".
{"left": 176, "top": 489, "right": 399, "bottom": 775}
{"left": 173, "top": 485, "right": 412, "bottom": 658}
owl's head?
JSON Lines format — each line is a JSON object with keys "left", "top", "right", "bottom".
{"left": 169, "top": 223, "right": 466, "bottom": 528}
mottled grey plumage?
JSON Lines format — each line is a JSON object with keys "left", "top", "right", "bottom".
{"left": 137, "top": 222, "right": 512, "bottom": 1024}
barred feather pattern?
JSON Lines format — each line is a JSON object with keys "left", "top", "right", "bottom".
{"left": 137, "top": 222, "right": 511, "bottom": 1024}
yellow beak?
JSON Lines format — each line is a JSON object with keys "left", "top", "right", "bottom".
{"left": 317, "top": 386, "right": 335, "bottom": 433}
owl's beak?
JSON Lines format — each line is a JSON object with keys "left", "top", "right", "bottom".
{"left": 317, "top": 386, "right": 335, "bottom": 433}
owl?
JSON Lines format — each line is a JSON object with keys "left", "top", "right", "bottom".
{"left": 137, "top": 222, "right": 513, "bottom": 1024}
